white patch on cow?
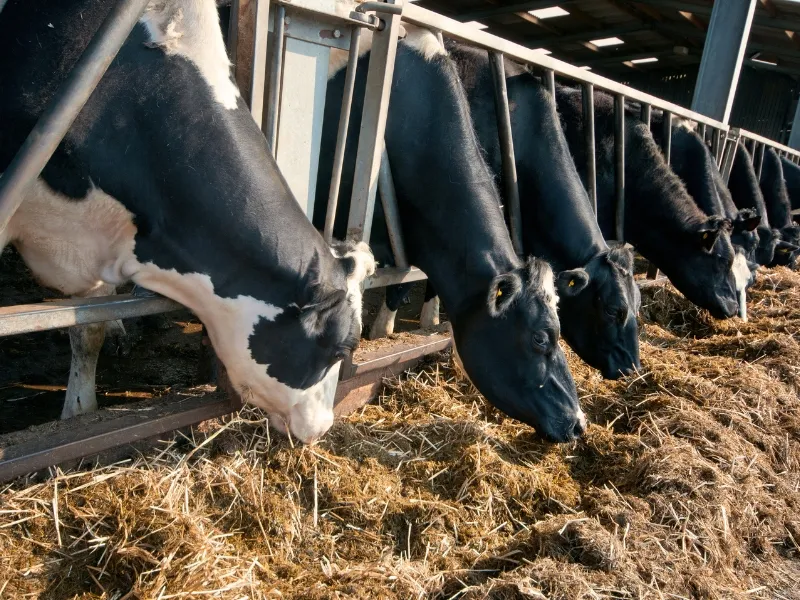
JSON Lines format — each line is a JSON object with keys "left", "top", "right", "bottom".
{"left": 331, "top": 240, "right": 376, "bottom": 329}
{"left": 675, "top": 118, "right": 697, "bottom": 132}
{"left": 420, "top": 296, "right": 440, "bottom": 329}
{"left": 732, "top": 251, "right": 749, "bottom": 322}
{"left": 541, "top": 266, "right": 559, "bottom": 312}
{"left": 576, "top": 408, "right": 587, "bottom": 432}
{"left": 328, "top": 23, "right": 444, "bottom": 79}
{"left": 142, "top": 0, "right": 240, "bottom": 109}
{"left": 370, "top": 304, "right": 397, "bottom": 339}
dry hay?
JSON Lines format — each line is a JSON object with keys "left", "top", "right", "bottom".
{"left": 2, "top": 269, "right": 800, "bottom": 599}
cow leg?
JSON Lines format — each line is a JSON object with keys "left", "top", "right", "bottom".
{"left": 61, "top": 284, "right": 116, "bottom": 419}
{"left": 420, "top": 282, "right": 440, "bottom": 329}
{"left": 369, "top": 283, "right": 412, "bottom": 340}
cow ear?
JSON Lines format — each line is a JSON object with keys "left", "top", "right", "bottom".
{"left": 556, "top": 268, "right": 590, "bottom": 297}
{"left": 741, "top": 216, "right": 761, "bottom": 232}
{"left": 487, "top": 272, "right": 522, "bottom": 317}
{"left": 300, "top": 286, "right": 347, "bottom": 337}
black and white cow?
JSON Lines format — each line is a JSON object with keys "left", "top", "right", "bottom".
{"left": 780, "top": 156, "right": 800, "bottom": 212}
{"left": 0, "top": 0, "right": 375, "bottom": 443}
{"left": 556, "top": 89, "right": 741, "bottom": 319}
{"left": 760, "top": 148, "right": 800, "bottom": 266}
{"left": 656, "top": 124, "right": 756, "bottom": 316}
{"left": 728, "top": 142, "right": 781, "bottom": 266}
{"left": 315, "top": 29, "right": 586, "bottom": 442}
{"left": 445, "top": 42, "right": 640, "bottom": 379}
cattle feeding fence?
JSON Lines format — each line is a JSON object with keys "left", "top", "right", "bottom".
{"left": 0, "top": 0, "right": 797, "bottom": 483}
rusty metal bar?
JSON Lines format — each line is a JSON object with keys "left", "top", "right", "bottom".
{"left": 0, "top": 295, "right": 181, "bottom": 337}
{"left": 377, "top": 145, "right": 409, "bottom": 269}
{"left": 0, "top": 0, "right": 150, "bottom": 234}
{"left": 324, "top": 25, "right": 362, "bottom": 244}
{"left": 583, "top": 82, "right": 597, "bottom": 214}
{"left": 614, "top": 94, "right": 626, "bottom": 242}
{"left": 489, "top": 51, "right": 523, "bottom": 255}
{"left": 264, "top": 3, "right": 285, "bottom": 153}
{"left": 347, "top": 0, "right": 403, "bottom": 243}
{"left": 0, "top": 393, "right": 236, "bottom": 483}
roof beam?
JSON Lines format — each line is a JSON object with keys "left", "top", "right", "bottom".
{"left": 632, "top": 0, "right": 800, "bottom": 31}
{"left": 525, "top": 24, "right": 647, "bottom": 45}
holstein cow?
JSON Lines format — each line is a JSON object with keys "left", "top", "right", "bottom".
{"left": 780, "top": 156, "right": 800, "bottom": 212}
{"left": 446, "top": 42, "right": 640, "bottom": 379}
{"left": 728, "top": 142, "right": 781, "bottom": 266}
{"left": 316, "top": 29, "right": 587, "bottom": 442}
{"left": 0, "top": 0, "right": 376, "bottom": 443}
{"left": 760, "top": 148, "right": 800, "bottom": 266}
{"left": 652, "top": 123, "right": 756, "bottom": 317}
{"left": 556, "top": 88, "right": 741, "bottom": 319}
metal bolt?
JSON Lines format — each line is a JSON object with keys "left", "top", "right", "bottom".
{"left": 284, "top": 16, "right": 291, "bottom": 25}
{"left": 333, "top": 29, "right": 342, "bottom": 38}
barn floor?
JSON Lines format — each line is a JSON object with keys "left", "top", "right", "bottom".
{"left": 1, "top": 259, "right": 800, "bottom": 598}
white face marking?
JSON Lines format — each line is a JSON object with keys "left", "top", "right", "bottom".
{"left": 541, "top": 266, "right": 559, "bottom": 312}
{"left": 732, "top": 251, "right": 750, "bottom": 293}
{"left": 331, "top": 240, "right": 376, "bottom": 330}
{"left": 141, "top": 0, "right": 240, "bottom": 109}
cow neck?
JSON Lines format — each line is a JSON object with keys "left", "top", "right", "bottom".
{"left": 781, "top": 156, "right": 800, "bottom": 210}
{"left": 668, "top": 129, "right": 726, "bottom": 218}
{"left": 729, "top": 145, "right": 769, "bottom": 222}
{"left": 622, "top": 120, "right": 707, "bottom": 248}
{"left": 760, "top": 149, "right": 792, "bottom": 229}
{"left": 385, "top": 47, "right": 521, "bottom": 321}
{"left": 507, "top": 79, "right": 607, "bottom": 271}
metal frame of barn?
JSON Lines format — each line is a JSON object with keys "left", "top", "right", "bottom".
{"left": 1, "top": 0, "right": 800, "bottom": 483}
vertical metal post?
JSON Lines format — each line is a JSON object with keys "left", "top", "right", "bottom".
{"left": 697, "top": 122, "right": 706, "bottom": 142}
{"left": 0, "top": 0, "right": 151, "bottom": 233}
{"left": 545, "top": 69, "right": 556, "bottom": 104}
{"left": 248, "top": 0, "right": 270, "bottom": 123}
{"left": 489, "top": 51, "right": 523, "bottom": 255}
{"left": 755, "top": 143, "right": 765, "bottom": 179}
{"left": 661, "top": 110, "right": 672, "bottom": 165}
{"left": 582, "top": 82, "right": 597, "bottom": 214}
{"left": 263, "top": 4, "right": 286, "bottom": 154}
{"left": 721, "top": 137, "right": 738, "bottom": 183}
{"left": 711, "top": 128, "right": 722, "bottom": 163}
{"left": 377, "top": 146, "right": 409, "bottom": 269}
{"left": 324, "top": 26, "right": 362, "bottom": 244}
{"left": 614, "top": 94, "right": 626, "bottom": 243}
{"left": 227, "top": 0, "right": 241, "bottom": 68}
{"left": 347, "top": 1, "right": 403, "bottom": 243}
{"left": 640, "top": 103, "right": 651, "bottom": 129}
{"left": 690, "top": 0, "right": 757, "bottom": 124}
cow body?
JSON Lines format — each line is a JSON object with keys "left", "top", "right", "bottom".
{"left": 780, "top": 156, "right": 800, "bottom": 212}
{"left": 445, "top": 43, "right": 640, "bottom": 379}
{"left": 760, "top": 149, "right": 800, "bottom": 266}
{"left": 316, "top": 31, "right": 585, "bottom": 442}
{"left": 0, "top": 0, "right": 374, "bottom": 443}
{"left": 556, "top": 88, "right": 740, "bottom": 320}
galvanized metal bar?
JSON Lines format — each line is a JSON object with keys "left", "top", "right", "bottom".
{"left": 377, "top": 145, "right": 409, "bottom": 269}
{"left": 640, "top": 102, "right": 651, "bottom": 129}
{"left": 733, "top": 127, "right": 800, "bottom": 160}
{"left": 264, "top": 4, "right": 286, "bottom": 153}
{"left": 711, "top": 128, "right": 722, "bottom": 164}
{"left": 363, "top": 267, "right": 427, "bottom": 289}
{"left": 756, "top": 142, "right": 765, "bottom": 179}
{"left": 346, "top": 0, "right": 403, "bottom": 243}
{"left": 248, "top": 0, "right": 270, "bottom": 121}
{"left": 0, "top": 392, "right": 236, "bottom": 483}
{"left": 544, "top": 69, "right": 555, "bottom": 104}
{"left": 227, "top": 0, "right": 241, "bottom": 67}
{"left": 614, "top": 94, "right": 626, "bottom": 243}
{"left": 324, "top": 26, "right": 362, "bottom": 244}
{"left": 721, "top": 136, "right": 738, "bottom": 184}
{"left": 583, "top": 82, "right": 597, "bottom": 214}
{"left": 697, "top": 122, "right": 706, "bottom": 141}
{"left": 0, "top": 295, "right": 181, "bottom": 337}
{"left": 489, "top": 51, "right": 523, "bottom": 255}
{"left": 0, "top": 0, "right": 150, "bottom": 234}
{"left": 661, "top": 110, "right": 672, "bottom": 165}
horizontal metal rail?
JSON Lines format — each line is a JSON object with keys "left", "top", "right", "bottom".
{"left": 732, "top": 128, "right": 800, "bottom": 161}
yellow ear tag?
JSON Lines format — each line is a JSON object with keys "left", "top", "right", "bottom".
{"left": 568, "top": 280, "right": 575, "bottom": 287}
{"left": 497, "top": 289, "right": 503, "bottom": 297}
{"left": 702, "top": 232, "right": 708, "bottom": 239}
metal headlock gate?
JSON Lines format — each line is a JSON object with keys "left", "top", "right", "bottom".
{"left": 1, "top": 0, "right": 799, "bottom": 482}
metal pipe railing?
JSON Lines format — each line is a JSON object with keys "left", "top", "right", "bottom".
{"left": 614, "top": 94, "right": 626, "bottom": 243}
{"left": 264, "top": 4, "right": 286, "bottom": 153}
{"left": 489, "top": 51, "right": 524, "bottom": 255}
{"left": 583, "top": 83, "right": 597, "bottom": 214}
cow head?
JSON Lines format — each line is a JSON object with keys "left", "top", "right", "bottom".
{"left": 649, "top": 216, "right": 740, "bottom": 319}
{"left": 451, "top": 258, "right": 586, "bottom": 442}
{"left": 555, "top": 246, "right": 641, "bottom": 379}
{"left": 730, "top": 209, "right": 761, "bottom": 264}
{"left": 772, "top": 238, "right": 800, "bottom": 267}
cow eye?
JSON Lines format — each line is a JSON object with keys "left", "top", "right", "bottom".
{"left": 604, "top": 305, "right": 617, "bottom": 317}
{"left": 532, "top": 331, "right": 549, "bottom": 349}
